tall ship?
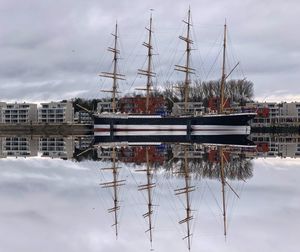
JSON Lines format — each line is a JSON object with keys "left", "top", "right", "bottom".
{"left": 93, "top": 9, "right": 256, "bottom": 142}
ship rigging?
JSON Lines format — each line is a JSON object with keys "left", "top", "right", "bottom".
{"left": 93, "top": 9, "right": 256, "bottom": 142}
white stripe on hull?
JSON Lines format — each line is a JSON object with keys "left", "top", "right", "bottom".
{"left": 114, "top": 125, "right": 187, "bottom": 130}
{"left": 191, "top": 125, "right": 250, "bottom": 135}
{"left": 94, "top": 125, "right": 251, "bottom": 136}
{"left": 94, "top": 125, "right": 110, "bottom": 129}
{"left": 94, "top": 131, "right": 186, "bottom": 136}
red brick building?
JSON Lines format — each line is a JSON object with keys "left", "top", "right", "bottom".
{"left": 118, "top": 95, "right": 165, "bottom": 114}
{"left": 207, "top": 97, "right": 230, "bottom": 112}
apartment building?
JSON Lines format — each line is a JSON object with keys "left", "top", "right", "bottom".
{"left": 172, "top": 102, "right": 205, "bottom": 115}
{"left": 38, "top": 101, "right": 74, "bottom": 123}
{"left": 1, "top": 103, "right": 37, "bottom": 124}
{"left": 245, "top": 102, "right": 300, "bottom": 127}
{"left": 0, "top": 102, "right": 6, "bottom": 123}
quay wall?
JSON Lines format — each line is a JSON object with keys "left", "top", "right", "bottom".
{"left": 0, "top": 123, "right": 93, "bottom": 136}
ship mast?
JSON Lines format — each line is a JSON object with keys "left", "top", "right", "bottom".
{"left": 219, "top": 21, "right": 227, "bottom": 114}
{"left": 137, "top": 12, "right": 156, "bottom": 113}
{"left": 100, "top": 146, "right": 126, "bottom": 238}
{"left": 137, "top": 148, "right": 156, "bottom": 248}
{"left": 99, "top": 22, "right": 125, "bottom": 113}
{"left": 175, "top": 8, "right": 195, "bottom": 113}
{"left": 174, "top": 146, "right": 195, "bottom": 250}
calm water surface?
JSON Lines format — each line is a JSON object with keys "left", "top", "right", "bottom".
{"left": 0, "top": 136, "right": 299, "bottom": 252}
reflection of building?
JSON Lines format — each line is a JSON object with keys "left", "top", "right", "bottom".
{"left": 0, "top": 137, "right": 5, "bottom": 158}
{"left": 1, "top": 103, "right": 38, "bottom": 123}
{"left": 0, "top": 137, "right": 38, "bottom": 157}
{"left": 0, "top": 136, "right": 75, "bottom": 159}
{"left": 39, "top": 137, "right": 74, "bottom": 159}
{"left": 172, "top": 144, "right": 205, "bottom": 159}
{"left": 118, "top": 146, "right": 166, "bottom": 165}
{"left": 74, "top": 135, "right": 94, "bottom": 150}
{"left": 97, "top": 144, "right": 167, "bottom": 165}
{"left": 172, "top": 143, "right": 256, "bottom": 160}
{"left": 250, "top": 134, "right": 300, "bottom": 158}
{"left": 38, "top": 102, "right": 74, "bottom": 123}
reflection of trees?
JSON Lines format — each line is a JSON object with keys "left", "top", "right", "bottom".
{"left": 73, "top": 148, "right": 98, "bottom": 161}
{"left": 163, "top": 154, "right": 253, "bottom": 181}
{"left": 74, "top": 145, "right": 253, "bottom": 181}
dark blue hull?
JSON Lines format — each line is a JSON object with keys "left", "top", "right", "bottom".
{"left": 93, "top": 113, "right": 256, "bottom": 146}
{"left": 93, "top": 135, "right": 254, "bottom": 146}
{"left": 93, "top": 113, "right": 255, "bottom": 126}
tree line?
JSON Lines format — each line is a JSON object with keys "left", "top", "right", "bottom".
{"left": 154, "top": 79, "right": 254, "bottom": 110}
{"left": 73, "top": 78, "right": 254, "bottom": 111}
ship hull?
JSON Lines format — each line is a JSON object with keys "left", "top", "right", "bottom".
{"left": 94, "top": 113, "right": 256, "bottom": 143}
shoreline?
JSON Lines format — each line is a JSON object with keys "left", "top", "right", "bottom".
{"left": 0, "top": 124, "right": 299, "bottom": 135}
{"left": 0, "top": 123, "right": 93, "bottom": 136}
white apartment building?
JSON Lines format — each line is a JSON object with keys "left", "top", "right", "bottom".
{"left": 74, "top": 111, "right": 93, "bottom": 124}
{"left": 0, "top": 102, "right": 6, "bottom": 123}
{"left": 172, "top": 102, "right": 205, "bottom": 115}
{"left": 97, "top": 101, "right": 114, "bottom": 113}
{"left": 38, "top": 101, "right": 74, "bottom": 123}
{"left": 247, "top": 102, "right": 300, "bottom": 126}
{"left": 1, "top": 103, "right": 37, "bottom": 124}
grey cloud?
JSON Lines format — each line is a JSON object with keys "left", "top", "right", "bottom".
{"left": 0, "top": 0, "right": 299, "bottom": 102}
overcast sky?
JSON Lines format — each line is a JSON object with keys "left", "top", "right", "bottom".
{"left": 0, "top": 0, "right": 299, "bottom": 103}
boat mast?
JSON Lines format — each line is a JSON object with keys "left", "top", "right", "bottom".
{"left": 219, "top": 21, "right": 227, "bottom": 114}
{"left": 175, "top": 8, "right": 195, "bottom": 113}
{"left": 138, "top": 11, "right": 155, "bottom": 113}
{"left": 100, "top": 146, "right": 126, "bottom": 238}
{"left": 99, "top": 22, "right": 125, "bottom": 113}
{"left": 174, "top": 146, "right": 195, "bottom": 251}
{"left": 137, "top": 148, "right": 156, "bottom": 248}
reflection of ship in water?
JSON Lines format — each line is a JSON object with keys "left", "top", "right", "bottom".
{"left": 1, "top": 134, "right": 300, "bottom": 159}
{"left": 97, "top": 142, "right": 253, "bottom": 251}
{"left": 0, "top": 133, "right": 300, "bottom": 159}
{"left": 96, "top": 143, "right": 255, "bottom": 181}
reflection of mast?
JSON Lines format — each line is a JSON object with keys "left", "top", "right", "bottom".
{"left": 219, "top": 146, "right": 227, "bottom": 237}
{"left": 175, "top": 8, "right": 195, "bottom": 113}
{"left": 100, "top": 147, "right": 125, "bottom": 238}
{"left": 99, "top": 22, "right": 125, "bottom": 113}
{"left": 137, "top": 148, "right": 156, "bottom": 248}
{"left": 174, "top": 146, "right": 195, "bottom": 251}
{"left": 219, "top": 146, "right": 240, "bottom": 237}
{"left": 137, "top": 11, "right": 155, "bottom": 113}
